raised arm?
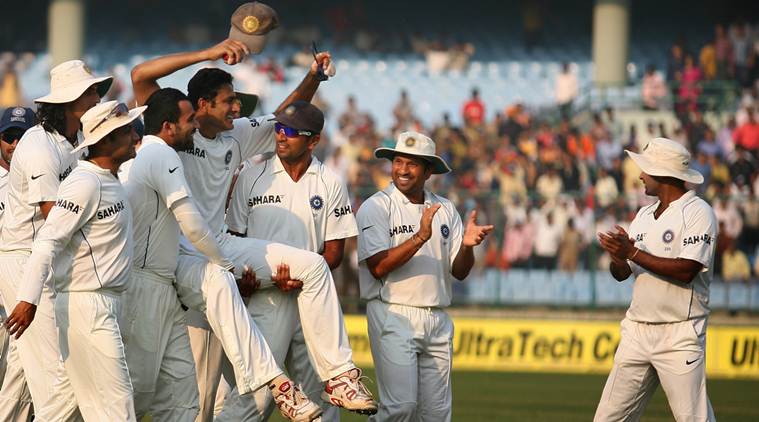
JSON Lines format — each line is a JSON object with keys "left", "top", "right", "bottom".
{"left": 274, "top": 52, "right": 334, "bottom": 114}
{"left": 131, "top": 39, "right": 250, "bottom": 106}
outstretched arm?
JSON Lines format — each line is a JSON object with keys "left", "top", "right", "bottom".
{"left": 131, "top": 39, "right": 250, "bottom": 106}
{"left": 274, "top": 52, "right": 334, "bottom": 114}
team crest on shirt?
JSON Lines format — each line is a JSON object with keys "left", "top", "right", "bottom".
{"left": 225, "top": 150, "right": 233, "bottom": 165}
{"left": 441, "top": 224, "right": 450, "bottom": 239}
{"left": 662, "top": 229, "right": 674, "bottom": 244}
{"left": 310, "top": 195, "right": 324, "bottom": 211}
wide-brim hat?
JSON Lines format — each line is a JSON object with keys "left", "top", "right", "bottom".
{"left": 625, "top": 137, "right": 704, "bottom": 184}
{"left": 236, "top": 92, "right": 259, "bottom": 117}
{"left": 374, "top": 131, "right": 451, "bottom": 174}
{"left": 72, "top": 101, "right": 146, "bottom": 154}
{"left": 229, "top": 2, "right": 279, "bottom": 54}
{"left": 35, "top": 60, "right": 113, "bottom": 104}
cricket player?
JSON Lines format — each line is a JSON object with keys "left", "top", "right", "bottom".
{"left": 120, "top": 87, "right": 322, "bottom": 422}
{"left": 594, "top": 137, "right": 717, "bottom": 422}
{"left": 0, "top": 106, "right": 36, "bottom": 393}
{"left": 5, "top": 101, "right": 144, "bottom": 421}
{"left": 219, "top": 100, "right": 357, "bottom": 421}
{"left": 356, "top": 132, "right": 493, "bottom": 421}
{"left": 0, "top": 60, "right": 112, "bottom": 420}
{"left": 131, "top": 38, "right": 376, "bottom": 417}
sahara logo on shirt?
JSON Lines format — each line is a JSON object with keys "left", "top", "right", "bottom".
{"left": 185, "top": 145, "right": 207, "bottom": 158}
{"left": 248, "top": 194, "right": 283, "bottom": 206}
{"left": 389, "top": 225, "right": 415, "bottom": 237}
{"left": 59, "top": 165, "right": 73, "bottom": 181}
{"left": 0, "top": 200, "right": 4, "bottom": 211}
{"left": 333, "top": 205, "right": 352, "bottom": 217}
{"left": 683, "top": 233, "right": 713, "bottom": 246}
{"left": 55, "top": 199, "right": 82, "bottom": 214}
{"left": 97, "top": 200, "right": 126, "bottom": 220}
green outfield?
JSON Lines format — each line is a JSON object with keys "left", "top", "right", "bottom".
{"left": 268, "top": 370, "right": 759, "bottom": 421}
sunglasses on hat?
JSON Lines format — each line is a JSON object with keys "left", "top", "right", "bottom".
{"left": 275, "top": 122, "right": 314, "bottom": 138}
{"left": 90, "top": 102, "right": 129, "bottom": 133}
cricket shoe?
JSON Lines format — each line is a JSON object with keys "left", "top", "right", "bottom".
{"left": 322, "top": 368, "right": 378, "bottom": 415}
{"left": 272, "top": 380, "right": 323, "bottom": 422}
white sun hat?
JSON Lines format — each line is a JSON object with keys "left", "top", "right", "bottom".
{"left": 72, "top": 101, "right": 146, "bottom": 154}
{"left": 374, "top": 131, "right": 452, "bottom": 174}
{"left": 625, "top": 137, "right": 704, "bottom": 184}
{"left": 35, "top": 60, "right": 113, "bottom": 104}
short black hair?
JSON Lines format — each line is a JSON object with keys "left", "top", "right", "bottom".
{"left": 143, "top": 88, "right": 189, "bottom": 135}
{"left": 187, "top": 68, "right": 233, "bottom": 109}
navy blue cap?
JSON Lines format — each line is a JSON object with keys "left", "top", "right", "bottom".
{"left": 0, "top": 107, "right": 37, "bottom": 133}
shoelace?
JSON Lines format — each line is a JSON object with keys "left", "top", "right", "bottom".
{"left": 354, "top": 375, "right": 375, "bottom": 399}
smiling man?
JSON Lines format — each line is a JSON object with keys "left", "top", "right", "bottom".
{"left": 356, "top": 131, "right": 493, "bottom": 421}
{"left": 594, "top": 137, "right": 718, "bottom": 421}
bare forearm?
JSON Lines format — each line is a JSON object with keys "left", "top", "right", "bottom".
{"left": 274, "top": 73, "right": 321, "bottom": 114}
{"left": 366, "top": 234, "right": 426, "bottom": 279}
{"left": 131, "top": 50, "right": 210, "bottom": 105}
{"left": 629, "top": 249, "right": 701, "bottom": 283}
{"left": 451, "top": 245, "right": 474, "bottom": 280}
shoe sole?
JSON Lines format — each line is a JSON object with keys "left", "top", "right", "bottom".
{"left": 321, "top": 393, "right": 378, "bottom": 415}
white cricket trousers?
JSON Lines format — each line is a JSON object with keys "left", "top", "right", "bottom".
{"left": 367, "top": 300, "right": 453, "bottom": 422}
{"left": 594, "top": 317, "right": 716, "bottom": 422}
{"left": 121, "top": 269, "right": 199, "bottom": 420}
{"left": 217, "top": 289, "right": 340, "bottom": 422}
{"left": 0, "top": 253, "right": 58, "bottom": 420}
{"left": 174, "top": 253, "right": 282, "bottom": 396}
{"left": 36, "top": 291, "right": 136, "bottom": 422}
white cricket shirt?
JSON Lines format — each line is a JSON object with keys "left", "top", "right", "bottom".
{"left": 356, "top": 184, "right": 464, "bottom": 308}
{"left": 626, "top": 190, "right": 718, "bottom": 323}
{"left": 18, "top": 161, "right": 133, "bottom": 304}
{"left": 180, "top": 116, "right": 275, "bottom": 237}
{"left": 0, "top": 125, "right": 83, "bottom": 252}
{"left": 121, "top": 135, "right": 191, "bottom": 279}
{"left": 226, "top": 153, "right": 358, "bottom": 253}
{"left": 0, "top": 166, "right": 8, "bottom": 225}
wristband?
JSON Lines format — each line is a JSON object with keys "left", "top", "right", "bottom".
{"left": 628, "top": 248, "right": 640, "bottom": 261}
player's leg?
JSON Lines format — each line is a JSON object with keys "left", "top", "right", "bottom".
{"left": 415, "top": 309, "right": 453, "bottom": 422}
{"left": 150, "top": 305, "right": 200, "bottom": 421}
{"left": 0, "top": 254, "right": 60, "bottom": 411}
{"left": 186, "top": 310, "right": 224, "bottom": 422}
{"left": 216, "top": 289, "right": 298, "bottom": 422}
{"left": 0, "top": 264, "right": 33, "bottom": 421}
{"left": 654, "top": 318, "right": 715, "bottom": 422}
{"left": 594, "top": 318, "right": 660, "bottom": 422}
{"left": 288, "top": 316, "right": 342, "bottom": 422}
{"left": 213, "top": 363, "right": 233, "bottom": 417}
{"left": 40, "top": 292, "right": 135, "bottom": 421}
{"left": 367, "top": 300, "right": 419, "bottom": 421}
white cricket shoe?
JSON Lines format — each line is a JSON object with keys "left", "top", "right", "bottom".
{"left": 272, "top": 380, "right": 323, "bottom": 422}
{"left": 322, "top": 368, "right": 378, "bottom": 415}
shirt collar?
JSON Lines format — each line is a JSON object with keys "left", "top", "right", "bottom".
{"left": 78, "top": 159, "right": 112, "bottom": 176}
{"left": 141, "top": 134, "right": 169, "bottom": 148}
{"left": 271, "top": 154, "right": 321, "bottom": 176}
{"left": 644, "top": 190, "right": 697, "bottom": 215}
{"left": 386, "top": 183, "right": 432, "bottom": 205}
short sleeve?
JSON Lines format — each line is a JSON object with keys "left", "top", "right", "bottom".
{"left": 325, "top": 174, "right": 358, "bottom": 242}
{"left": 144, "top": 144, "right": 191, "bottom": 208}
{"left": 225, "top": 165, "right": 253, "bottom": 234}
{"left": 356, "top": 195, "right": 391, "bottom": 262}
{"left": 24, "top": 136, "right": 65, "bottom": 205}
{"left": 679, "top": 202, "right": 718, "bottom": 268}
{"left": 232, "top": 115, "right": 276, "bottom": 160}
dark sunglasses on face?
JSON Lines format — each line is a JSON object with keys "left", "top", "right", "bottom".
{"left": 275, "top": 122, "right": 314, "bottom": 138}
{"left": 90, "top": 102, "right": 129, "bottom": 133}
{"left": 1, "top": 129, "right": 24, "bottom": 144}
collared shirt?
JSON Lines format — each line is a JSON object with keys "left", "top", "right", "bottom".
{"left": 0, "top": 125, "right": 84, "bottom": 252}
{"left": 120, "top": 135, "right": 191, "bottom": 279}
{"left": 226, "top": 153, "right": 358, "bottom": 253}
{"left": 17, "top": 161, "right": 133, "bottom": 304}
{"left": 626, "top": 190, "right": 718, "bottom": 323}
{"left": 180, "top": 116, "right": 275, "bottom": 238}
{"left": 356, "top": 184, "right": 463, "bottom": 308}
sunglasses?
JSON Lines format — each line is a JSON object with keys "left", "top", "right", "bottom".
{"left": 1, "top": 129, "right": 24, "bottom": 144}
{"left": 90, "top": 102, "right": 129, "bottom": 133}
{"left": 275, "top": 122, "right": 314, "bottom": 138}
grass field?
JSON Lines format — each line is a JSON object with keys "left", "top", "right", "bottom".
{"left": 268, "top": 370, "right": 759, "bottom": 421}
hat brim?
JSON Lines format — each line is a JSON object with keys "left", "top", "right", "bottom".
{"left": 229, "top": 26, "right": 269, "bottom": 54}
{"left": 374, "top": 147, "right": 451, "bottom": 174}
{"left": 72, "top": 106, "right": 146, "bottom": 154}
{"left": 626, "top": 150, "right": 704, "bottom": 184}
{"left": 236, "top": 92, "right": 259, "bottom": 117}
{"left": 35, "top": 76, "right": 113, "bottom": 104}
{"left": 0, "top": 121, "right": 34, "bottom": 133}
